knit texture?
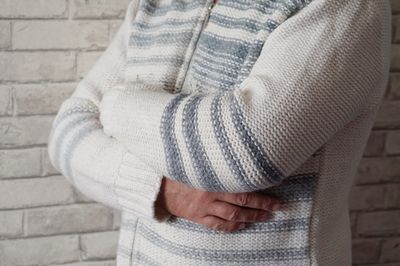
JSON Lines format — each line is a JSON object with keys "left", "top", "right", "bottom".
{"left": 47, "top": 0, "right": 170, "bottom": 223}
{"left": 48, "top": 0, "right": 391, "bottom": 265}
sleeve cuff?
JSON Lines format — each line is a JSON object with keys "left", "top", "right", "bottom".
{"left": 114, "top": 150, "right": 172, "bottom": 223}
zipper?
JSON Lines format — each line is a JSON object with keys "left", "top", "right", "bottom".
{"left": 202, "top": 0, "right": 216, "bottom": 32}
{"left": 175, "top": 0, "right": 216, "bottom": 93}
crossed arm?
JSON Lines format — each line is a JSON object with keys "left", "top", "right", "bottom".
{"left": 98, "top": 0, "right": 389, "bottom": 193}
{"left": 47, "top": 0, "right": 389, "bottom": 224}
{"left": 47, "top": 0, "right": 174, "bottom": 222}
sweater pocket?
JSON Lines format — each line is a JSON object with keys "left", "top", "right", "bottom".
{"left": 116, "top": 211, "right": 140, "bottom": 266}
{"left": 130, "top": 220, "right": 142, "bottom": 265}
{"left": 128, "top": 155, "right": 322, "bottom": 265}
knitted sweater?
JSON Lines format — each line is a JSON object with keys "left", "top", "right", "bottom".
{"left": 47, "top": 0, "right": 391, "bottom": 265}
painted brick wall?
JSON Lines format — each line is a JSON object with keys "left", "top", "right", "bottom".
{"left": 0, "top": 0, "right": 130, "bottom": 265}
{"left": 0, "top": 0, "right": 399, "bottom": 265}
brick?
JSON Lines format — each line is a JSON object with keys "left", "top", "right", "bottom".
{"left": 0, "top": 21, "right": 11, "bottom": 49}
{"left": 0, "top": 0, "right": 68, "bottom": 18}
{"left": 0, "top": 235, "right": 79, "bottom": 265}
{"left": 391, "top": 45, "right": 400, "bottom": 72}
{"left": 393, "top": 16, "right": 400, "bottom": 43}
{"left": 113, "top": 209, "right": 121, "bottom": 230}
{"left": 0, "top": 210, "right": 23, "bottom": 238}
{"left": 357, "top": 210, "right": 400, "bottom": 236}
{"left": 374, "top": 101, "right": 400, "bottom": 129}
{"left": 389, "top": 72, "right": 400, "bottom": 100}
{"left": 386, "top": 131, "right": 400, "bottom": 155}
{"left": 0, "top": 176, "right": 74, "bottom": 209}
{"left": 55, "top": 261, "right": 115, "bottom": 266}
{"left": 25, "top": 204, "right": 113, "bottom": 236}
{"left": 381, "top": 238, "right": 400, "bottom": 263}
{"left": 349, "top": 184, "right": 400, "bottom": 211}
{"left": 363, "top": 131, "right": 386, "bottom": 156}
{"left": 109, "top": 21, "right": 123, "bottom": 41}
{"left": 0, "top": 115, "right": 54, "bottom": 148}
{"left": 41, "top": 147, "right": 60, "bottom": 176}
{"left": 0, "top": 85, "right": 13, "bottom": 116}
{"left": 386, "top": 184, "right": 400, "bottom": 208}
{"left": 386, "top": 73, "right": 400, "bottom": 100}
{"left": 349, "top": 185, "right": 386, "bottom": 211}
{"left": 350, "top": 212, "right": 357, "bottom": 237}
{"left": 72, "top": 0, "right": 130, "bottom": 19}
{"left": 81, "top": 231, "right": 119, "bottom": 260}
{"left": 73, "top": 188, "right": 96, "bottom": 203}
{"left": 0, "top": 52, "right": 75, "bottom": 82}
{"left": 13, "top": 21, "right": 109, "bottom": 50}
{"left": 391, "top": 0, "right": 400, "bottom": 14}
{"left": 74, "top": 190, "right": 97, "bottom": 203}
{"left": 357, "top": 264, "right": 400, "bottom": 266}
{"left": 352, "top": 238, "right": 381, "bottom": 264}
{"left": 14, "top": 83, "right": 75, "bottom": 115}
{"left": 77, "top": 51, "right": 103, "bottom": 78}
{"left": 0, "top": 148, "right": 41, "bottom": 179}
{"left": 355, "top": 157, "right": 400, "bottom": 184}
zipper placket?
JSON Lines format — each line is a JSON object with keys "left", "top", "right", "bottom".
{"left": 176, "top": 0, "right": 216, "bottom": 93}
{"left": 201, "top": 0, "right": 216, "bottom": 33}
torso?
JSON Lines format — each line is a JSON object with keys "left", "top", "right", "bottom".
{"left": 116, "top": 1, "right": 384, "bottom": 265}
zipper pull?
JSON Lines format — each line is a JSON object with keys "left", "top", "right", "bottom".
{"left": 202, "top": 0, "right": 215, "bottom": 29}
{"left": 209, "top": 0, "right": 216, "bottom": 12}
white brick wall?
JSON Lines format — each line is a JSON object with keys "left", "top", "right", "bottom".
{"left": 0, "top": 0, "right": 398, "bottom": 265}
{"left": 13, "top": 21, "right": 109, "bottom": 50}
{"left": 0, "top": 0, "right": 68, "bottom": 18}
{"left": 0, "top": 0, "right": 129, "bottom": 265}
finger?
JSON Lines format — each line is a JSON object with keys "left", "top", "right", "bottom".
{"left": 208, "top": 201, "right": 271, "bottom": 222}
{"left": 197, "top": 215, "right": 246, "bottom": 233}
{"left": 217, "top": 191, "right": 281, "bottom": 211}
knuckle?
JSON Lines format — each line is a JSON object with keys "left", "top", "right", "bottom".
{"left": 202, "top": 222, "right": 212, "bottom": 229}
{"left": 228, "top": 207, "right": 241, "bottom": 221}
{"left": 237, "top": 193, "right": 250, "bottom": 206}
{"left": 263, "top": 197, "right": 272, "bottom": 209}
{"left": 246, "top": 211, "right": 257, "bottom": 222}
{"left": 211, "top": 222, "right": 224, "bottom": 231}
{"left": 202, "top": 219, "right": 224, "bottom": 231}
{"left": 224, "top": 225, "right": 235, "bottom": 233}
{"left": 229, "top": 223, "right": 241, "bottom": 232}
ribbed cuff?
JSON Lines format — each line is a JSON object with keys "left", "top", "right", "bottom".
{"left": 114, "top": 151, "right": 172, "bottom": 223}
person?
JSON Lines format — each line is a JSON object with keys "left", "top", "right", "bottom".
{"left": 47, "top": 0, "right": 391, "bottom": 265}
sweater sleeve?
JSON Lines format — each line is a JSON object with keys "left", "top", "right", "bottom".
{"left": 47, "top": 0, "right": 171, "bottom": 223}
{"left": 99, "top": 0, "right": 391, "bottom": 192}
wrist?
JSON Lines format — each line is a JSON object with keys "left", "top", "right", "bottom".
{"left": 153, "top": 176, "right": 173, "bottom": 221}
{"left": 155, "top": 176, "right": 188, "bottom": 216}
{"left": 155, "top": 176, "right": 172, "bottom": 214}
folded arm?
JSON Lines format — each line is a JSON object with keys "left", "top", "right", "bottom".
{"left": 47, "top": 0, "right": 171, "bottom": 223}
{"left": 100, "top": 0, "right": 390, "bottom": 192}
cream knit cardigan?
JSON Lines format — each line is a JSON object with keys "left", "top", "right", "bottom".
{"left": 47, "top": 0, "right": 391, "bottom": 265}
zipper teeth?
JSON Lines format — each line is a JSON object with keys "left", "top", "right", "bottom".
{"left": 199, "top": 2, "right": 214, "bottom": 38}
{"left": 206, "top": 1, "right": 215, "bottom": 20}
{"left": 176, "top": 0, "right": 215, "bottom": 93}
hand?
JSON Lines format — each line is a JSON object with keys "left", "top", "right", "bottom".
{"left": 155, "top": 176, "right": 281, "bottom": 233}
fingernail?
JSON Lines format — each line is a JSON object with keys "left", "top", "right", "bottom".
{"left": 271, "top": 202, "right": 281, "bottom": 211}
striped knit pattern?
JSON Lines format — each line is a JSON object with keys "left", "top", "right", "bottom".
{"left": 47, "top": 0, "right": 392, "bottom": 265}
{"left": 126, "top": 0, "right": 312, "bottom": 93}
{"left": 118, "top": 0, "right": 316, "bottom": 193}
